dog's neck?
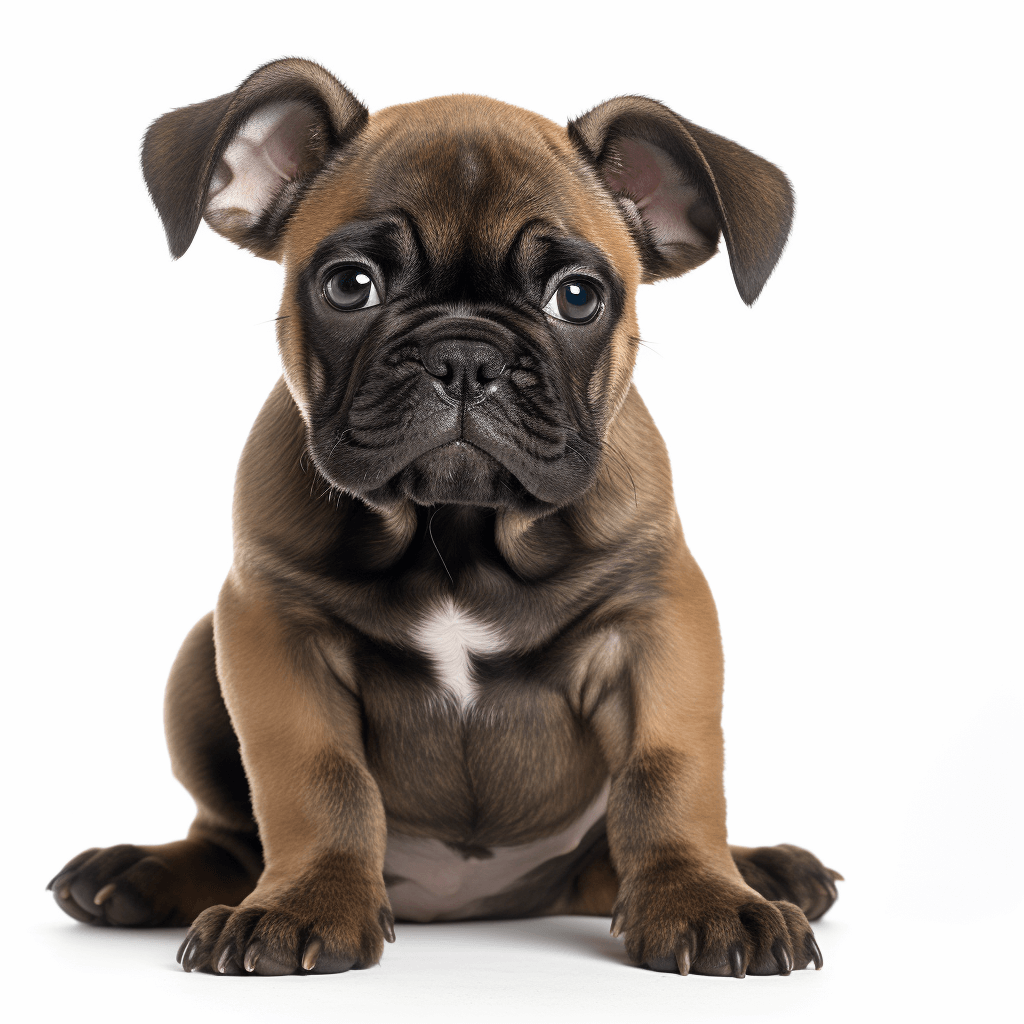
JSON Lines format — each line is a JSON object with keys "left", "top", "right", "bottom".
{"left": 235, "top": 378, "right": 672, "bottom": 592}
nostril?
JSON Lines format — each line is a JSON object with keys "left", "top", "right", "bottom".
{"left": 421, "top": 339, "right": 506, "bottom": 400}
{"left": 424, "top": 355, "right": 453, "bottom": 383}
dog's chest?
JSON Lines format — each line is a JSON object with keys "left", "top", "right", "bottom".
{"left": 411, "top": 598, "right": 505, "bottom": 708}
{"left": 371, "top": 597, "right": 609, "bottom": 921}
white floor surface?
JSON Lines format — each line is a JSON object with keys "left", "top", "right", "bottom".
{"left": 12, "top": 891, "right": 1012, "bottom": 1024}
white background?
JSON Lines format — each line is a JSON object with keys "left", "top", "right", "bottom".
{"left": 2, "top": 1, "right": 1020, "bottom": 1021}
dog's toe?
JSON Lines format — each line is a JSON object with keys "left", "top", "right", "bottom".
{"left": 49, "top": 845, "right": 183, "bottom": 926}
{"left": 181, "top": 900, "right": 381, "bottom": 977}
{"left": 733, "top": 844, "right": 842, "bottom": 922}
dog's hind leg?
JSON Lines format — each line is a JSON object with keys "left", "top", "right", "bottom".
{"left": 550, "top": 843, "right": 843, "bottom": 929}
{"left": 730, "top": 844, "right": 843, "bottom": 922}
{"left": 49, "top": 613, "right": 263, "bottom": 926}
{"left": 542, "top": 839, "right": 620, "bottom": 918}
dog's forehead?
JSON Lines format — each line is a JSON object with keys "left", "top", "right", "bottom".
{"left": 285, "top": 95, "right": 635, "bottom": 274}
{"left": 362, "top": 97, "right": 575, "bottom": 223}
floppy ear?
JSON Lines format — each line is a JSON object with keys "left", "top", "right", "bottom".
{"left": 142, "top": 58, "right": 368, "bottom": 259}
{"left": 568, "top": 96, "right": 793, "bottom": 304}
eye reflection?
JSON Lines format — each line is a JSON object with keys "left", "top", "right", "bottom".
{"left": 324, "top": 265, "right": 381, "bottom": 310}
{"left": 545, "top": 279, "right": 601, "bottom": 323}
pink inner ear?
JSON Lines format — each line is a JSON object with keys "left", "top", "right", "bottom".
{"left": 603, "top": 137, "right": 663, "bottom": 199}
{"left": 602, "top": 137, "right": 711, "bottom": 249}
{"left": 207, "top": 101, "right": 314, "bottom": 225}
{"left": 261, "top": 105, "right": 309, "bottom": 181}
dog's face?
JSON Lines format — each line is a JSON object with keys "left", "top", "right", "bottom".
{"left": 143, "top": 60, "right": 793, "bottom": 513}
{"left": 283, "top": 98, "right": 637, "bottom": 513}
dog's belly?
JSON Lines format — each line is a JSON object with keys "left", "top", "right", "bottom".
{"left": 384, "top": 780, "right": 609, "bottom": 922}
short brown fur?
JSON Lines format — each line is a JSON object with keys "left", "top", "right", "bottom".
{"left": 50, "top": 59, "right": 837, "bottom": 979}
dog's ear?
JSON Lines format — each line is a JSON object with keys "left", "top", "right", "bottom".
{"left": 569, "top": 96, "right": 793, "bottom": 304}
{"left": 142, "top": 58, "right": 368, "bottom": 259}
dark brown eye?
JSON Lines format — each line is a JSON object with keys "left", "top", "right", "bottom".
{"left": 324, "top": 265, "right": 381, "bottom": 310}
{"left": 545, "top": 279, "right": 601, "bottom": 323}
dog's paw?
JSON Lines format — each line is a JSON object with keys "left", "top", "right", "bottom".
{"left": 178, "top": 890, "right": 395, "bottom": 976}
{"left": 733, "top": 844, "right": 843, "bottom": 922}
{"left": 48, "top": 845, "right": 187, "bottom": 927}
{"left": 613, "top": 868, "right": 821, "bottom": 977}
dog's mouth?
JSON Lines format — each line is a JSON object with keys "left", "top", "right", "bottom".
{"left": 388, "top": 440, "right": 531, "bottom": 507}
{"left": 310, "top": 420, "right": 594, "bottom": 514}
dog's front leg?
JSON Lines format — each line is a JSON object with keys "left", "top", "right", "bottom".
{"left": 601, "top": 550, "right": 821, "bottom": 978}
{"left": 177, "top": 574, "right": 392, "bottom": 976}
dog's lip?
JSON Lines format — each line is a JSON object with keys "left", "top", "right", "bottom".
{"left": 404, "top": 437, "right": 541, "bottom": 501}
{"left": 414, "top": 435, "right": 584, "bottom": 506}
{"left": 315, "top": 411, "right": 588, "bottom": 506}
{"left": 317, "top": 431, "right": 514, "bottom": 491}
{"left": 416, "top": 437, "right": 500, "bottom": 464}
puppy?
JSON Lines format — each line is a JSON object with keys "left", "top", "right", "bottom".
{"left": 49, "top": 58, "right": 841, "bottom": 977}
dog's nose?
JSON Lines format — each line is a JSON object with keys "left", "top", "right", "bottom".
{"left": 422, "top": 340, "right": 506, "bottom": 403}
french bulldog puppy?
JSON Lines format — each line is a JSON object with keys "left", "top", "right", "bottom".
{"left": 49, "top": 58, "right": 840, "bottom": 978}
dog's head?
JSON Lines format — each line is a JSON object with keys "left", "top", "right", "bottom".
{"left": 143, "top": 59, "right": 792, "bottom": 515}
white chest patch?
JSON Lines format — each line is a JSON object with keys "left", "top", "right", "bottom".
{"left": 411, "top": 599, "right": 505, "bottom": 708}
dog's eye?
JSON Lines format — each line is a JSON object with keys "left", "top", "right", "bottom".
{"left": 544, "top": 279, "right": 601, "bottom": 324}
{"left": 323, "top": 265, "right": 381, "bottom": 310}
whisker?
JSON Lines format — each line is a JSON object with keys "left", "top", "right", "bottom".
{"left": 326, "top": 428, "right": 351, "bottom": 462}
{"left": 630, "top": 333, "right": 661, "bottom": 357}
{"left": 564, "top": 442, "right": 591, "bottom": 467}
{"left": 428, "top": 508, "right": 455, "bottom": 586}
